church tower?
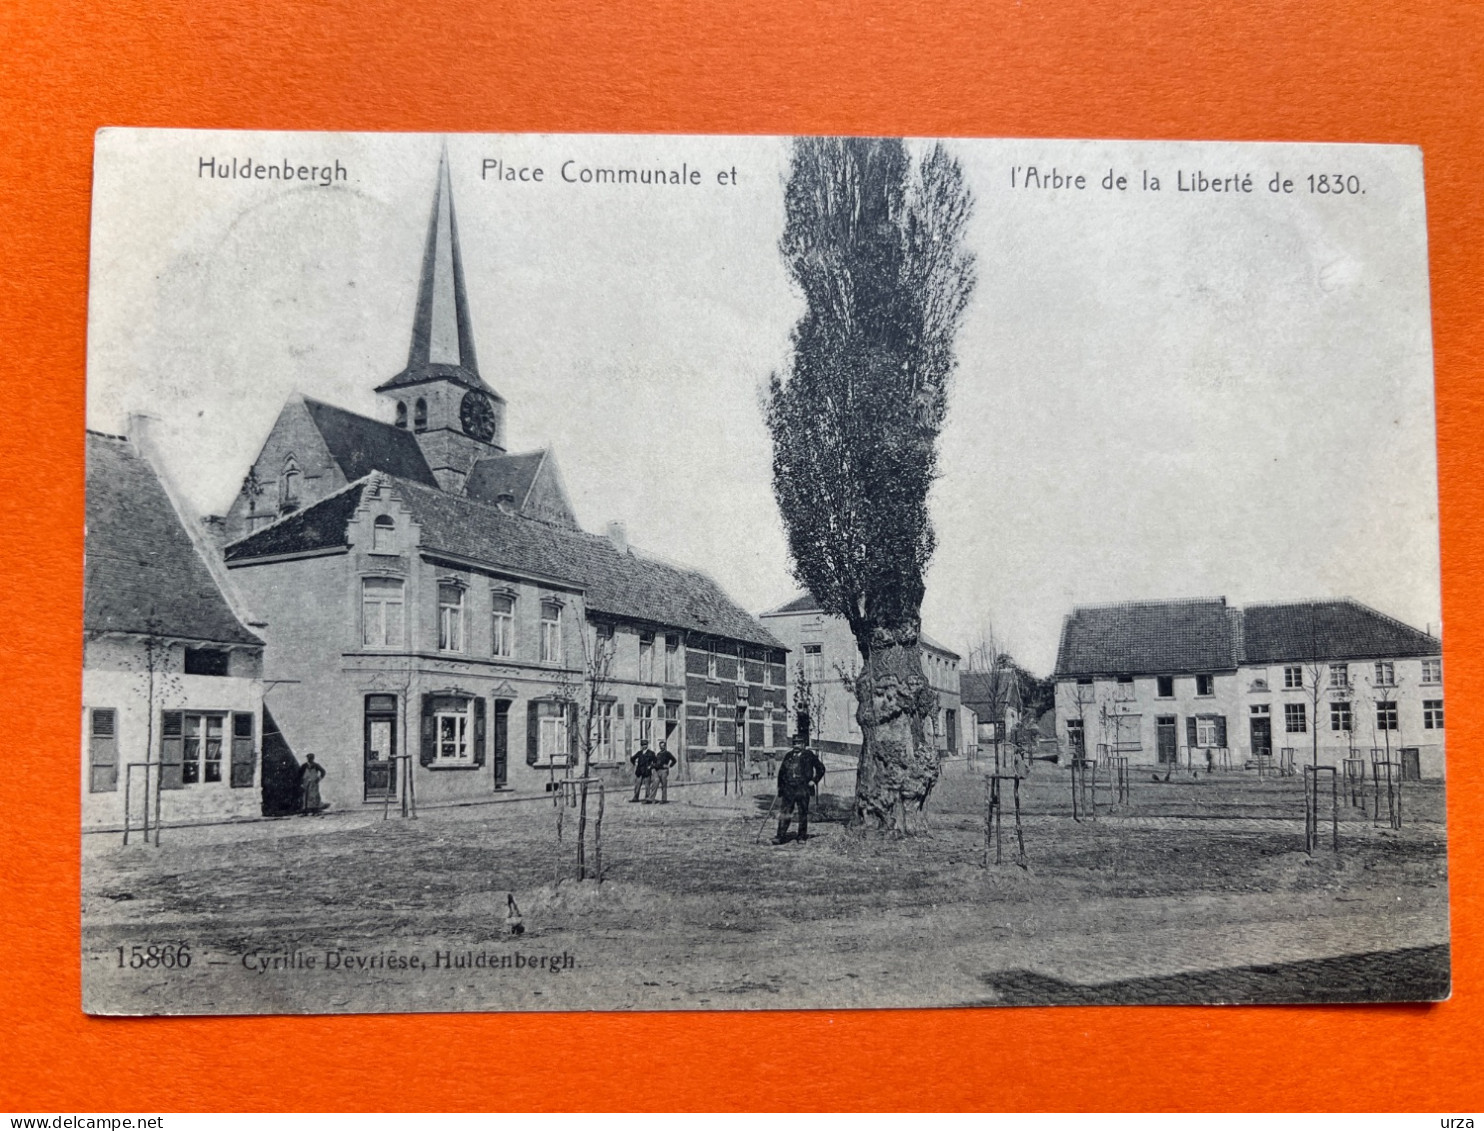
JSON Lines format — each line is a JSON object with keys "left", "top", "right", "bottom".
{"left": 377, "top": 148, "right": 506, "bottom": 493}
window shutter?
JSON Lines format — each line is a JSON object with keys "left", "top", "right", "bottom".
{"left": 89, "top": 709, "right": 118, "bottom": 793}
{"left": 420, "top": 695, "right": 436, "bottom": 767}
{"left": 160, "top": 711, "right": 185, "bottom": 790}
{"left": 526, "top": 701, "right": 539, "bottom": 765}
{"left": 1216, "top": 716, "right": 1228, "bottom": 748}
{"left": 1185, "top": 716, "right": 1197, "bottom": 748}
{"left": 567, "top": 702, "right": 579, "bottom": 759}
{"left": 472, "top": 697, "right": 487, "bottom": 768}
{"left": 230, "top": 712, "right": 256, "bottom": 788}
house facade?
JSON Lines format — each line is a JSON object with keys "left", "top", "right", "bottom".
{"left": 84, "top": 430, "right": 266, "bottom": 831}
{"left": 215, "top": 152, "right": 785, "bottom": 812}
{"left": 758, "top": 593, "right": 967, "bottom": 758}
{"left": 1053, "top": 597, "right": 1445, "bottom": 778}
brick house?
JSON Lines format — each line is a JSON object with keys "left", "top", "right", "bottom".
{"left": 214, "top": 152, "right": 785, "bottom": 810}
{"left": 84, "top": 430, "right": 265, "bottom": 831}
{"left": 758, "top": 593, "right": 967, "bottom": 759}
{"left": 1053, "top": 597, "right": 1445, "bottom": 778}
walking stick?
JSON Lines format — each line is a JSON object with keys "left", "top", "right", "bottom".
{"left": 754, "top": 791, "right": 781, "bottom": 843}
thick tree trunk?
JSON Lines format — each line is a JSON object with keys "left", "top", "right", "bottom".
{"left": 853, "top": 621, "right": 940, "bottom": 832}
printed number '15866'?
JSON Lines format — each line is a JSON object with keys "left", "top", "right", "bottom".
{"left": 116, "top": 943, "right": 191, "bottom": 969}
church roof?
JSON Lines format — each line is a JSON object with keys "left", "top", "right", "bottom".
{"left": 302, "top": 398, "right": 439, "bottom": 486}
{"left": 86, "top": 432, "right": 262, "bottom": 647}
{"left": 224, "top": 474, "right": 784, "bottom": 650}
{"left": 464, "top": 450, "right": 548, "bottom": 508}
{"left": 376, "top": 149, "right": 499, "bottom": 399}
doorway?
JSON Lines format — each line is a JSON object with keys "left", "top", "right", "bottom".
{"left": 364, "top": 694, "right": 398, "bottom": 801}
{"left": 493, "top": 699, "right": 510, "bottom": 789}
{"left": 1156, "top": 715, "right": 1178, "bottom": 764}
{"left": 1250, "top": 712, "right": 1272, "bottom": 759}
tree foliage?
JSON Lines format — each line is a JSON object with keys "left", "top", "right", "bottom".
{"left": 766, "top": 137, "right": 976, "bottom": 653}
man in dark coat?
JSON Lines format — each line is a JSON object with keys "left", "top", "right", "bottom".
{"left": 630, "top": 739, "right": 656, "bottom": 802}
{"left": 774, "top": 734, "right": 826, "bottom": 844}
{"left": 648, "top": 739, "right": 678, "bottom": 803}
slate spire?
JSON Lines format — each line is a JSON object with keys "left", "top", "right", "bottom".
{"left": 377, "top": 145, "right": 495, "bottom": 395}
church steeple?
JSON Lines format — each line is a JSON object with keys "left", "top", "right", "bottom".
{"left": 378, "top": 146, "right": 506, "bottom": 493}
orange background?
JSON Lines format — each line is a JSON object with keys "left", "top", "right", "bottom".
{"left": 2, "top": 0, "right": 1482, "bottom": 1112}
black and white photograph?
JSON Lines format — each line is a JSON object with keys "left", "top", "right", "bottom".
{"left": 81, "top": 129, "right": 1447, "bottom": 1015}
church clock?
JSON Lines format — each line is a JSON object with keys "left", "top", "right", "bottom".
{"left": 459, "top": 389, "right": 497, "bottom": 442}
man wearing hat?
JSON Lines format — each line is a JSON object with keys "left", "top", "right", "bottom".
{"left": 774, "top": 733, "right": 826, "bottom": 844}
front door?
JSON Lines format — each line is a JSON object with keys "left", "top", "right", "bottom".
{"left": 364, "top": 694, "right": 397, "bottom": 800}
{"left": 1156, "top": 716, "right": 1178, "bottom": 764}
{"left": 1250, "top": 715, "right": 1272, "bottom": 758}
{"left": 493, "top": 700, "right": 510, "bottom": 788}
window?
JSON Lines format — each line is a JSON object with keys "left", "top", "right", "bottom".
{"left": 434, "top": 697, "right": 471, "bottom": 762}
{"left": 1374, "top": 661, "right": 1396, "bottom": 687}
{"left": 184, "top": 648, "right": 229, "bottom": 676}
{"left": 278, "top": 456, "right": 300, "bottom": 513}
{"left": 1377, "top": 702, "right": 1398, "bottom": 732}
{"left": 395, "top": 401, "right": 407, "bottom": 428}
{"left": 664, "top": 634, "right": 680, "bottom": 683}
{"left": 1195, "top": 674, "right": 1215, "bottom": 697}
{"left": 707, "top": 701, "right": 719, "bottom": 746}
{"left": 1422, "top": 659, "right": 1442, "bottom": 685}
{"left": 437, "top": 583, "right": 465, "bottom": 652}
{"left": 707, "top": 648, "right": 719, "bottom": 679}
{"left": 1284, "top": 665, "right": 1303, "bottom": 689}
{"left": 1329, "top": 663, "right": 1349, "bottom": 689}
{"left": 176, "top": 712, "right": 225, "bottom": 784}
{"left": 1284, "top": 703, "right": 1307, "bottom": 734}
{"left": 362, "top": 578, "right": 405, "bottom": 648}
{"left": 540, "top": 600, "right": 563, "bottom": 665}
{"left": 538, "top": 702, "right": 569, "bottom": 762}
{"left": 1424, "top": 700, "right": 1444, "bottom": 729}
{"left": 594, "top": 700, "right": 615, "bottom": 761}
{"left": 1250, "top": 703, "right": 1270, "bottom": 716}
{"left": 1066, "top": 718, "right": 1085, "bottom": 756}
{"left": 89, "top": 708, "right": 118, "bottom": 793}
{"left": 1195, "top": 717, "right": 1218, "bottom": 747}
{"left": 371, "top": 515, "right": 395, "bottom": 553}
{"left": 639, "top": 632, "right": 655, "bottom": 683}
{"left": 803, "top": 643, "right": 822, "bottom": 683}
{"left": 1156, "top": 676, "right": 1174, "bottom": 698}
{"left": 1115, "top": 675, "right": 1135, "bottom": 701}
{"left": 491, "top": 592, "right": 514, "bottom": 657}
{"left": 636, "top": 701, "right": 654, "bottom": 745}
{"left": 414, "top": 398, "right": 428, "bottom": 432}
{"left": 1330, "top": 701, "right": 1352, "bottom": 732}
{"left": 231, "top": 711, "right": 255, "bottom": 788}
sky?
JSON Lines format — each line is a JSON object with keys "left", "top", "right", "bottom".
{"left": 87, "top": 131, "right": 1440, "bottom": 673}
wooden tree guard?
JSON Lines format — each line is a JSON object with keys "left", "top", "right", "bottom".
{"left": 985, "top": 773, "right": 1026, "bottom": 867}
{"left": 1304, "top": 764, "right": 1339, "bottom": 853}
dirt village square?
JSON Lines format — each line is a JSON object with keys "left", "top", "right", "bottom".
{"left": 81, "top": 133, "right": 1449, "bottom": 1013}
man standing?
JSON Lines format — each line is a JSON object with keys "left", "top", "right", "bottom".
{"left": 774, "top": 734, "right": 826, "bottom": 844}
{"left": 630, "top": 738, "right": 656, "bottom": 802}
{"left": 649, "top": 740, "right": 678, "bottom": 803}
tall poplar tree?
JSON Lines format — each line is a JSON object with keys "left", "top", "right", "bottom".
{"left": 766, "top": 136, "right": 976, "bottom": 831}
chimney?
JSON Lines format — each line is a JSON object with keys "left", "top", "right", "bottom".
{"left": 494, "top": 491, "right": 516, "bottom": 515}
{"left": 605, "top": 520, "right": 628, "bottom": 555}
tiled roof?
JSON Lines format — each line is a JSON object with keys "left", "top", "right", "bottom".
{"left": 1053, "top": 596, "right": 1440, "bottom": 678}
{"left": 464, "top": 451, "right": 546, "bottom": 507}
{"left": 959, "top": 671, "right": 998, "bottom": 713}
{"left": 1240, "top": 600, "right": 1439, "bottom": 664}
{"left": 302, "top": 398, "right": 438, "bottom": 486}
{"left": 86, "top": 433, "right": 262, "bottom": 647}
{"left": 223, "top": 481, "right": 369, "bottom": 561}
{"left": 919, "top": 631, "right": 960, "bottom": 661}
{"left": 226, "top": 474, "right": 784, "bottom": 650}
{"left": 1054, "top": 599, "right": 1236, "bottom": 678}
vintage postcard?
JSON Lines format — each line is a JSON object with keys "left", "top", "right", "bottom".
{"left": 82, "top": 129, "right": 1446, "bottom": 1014}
